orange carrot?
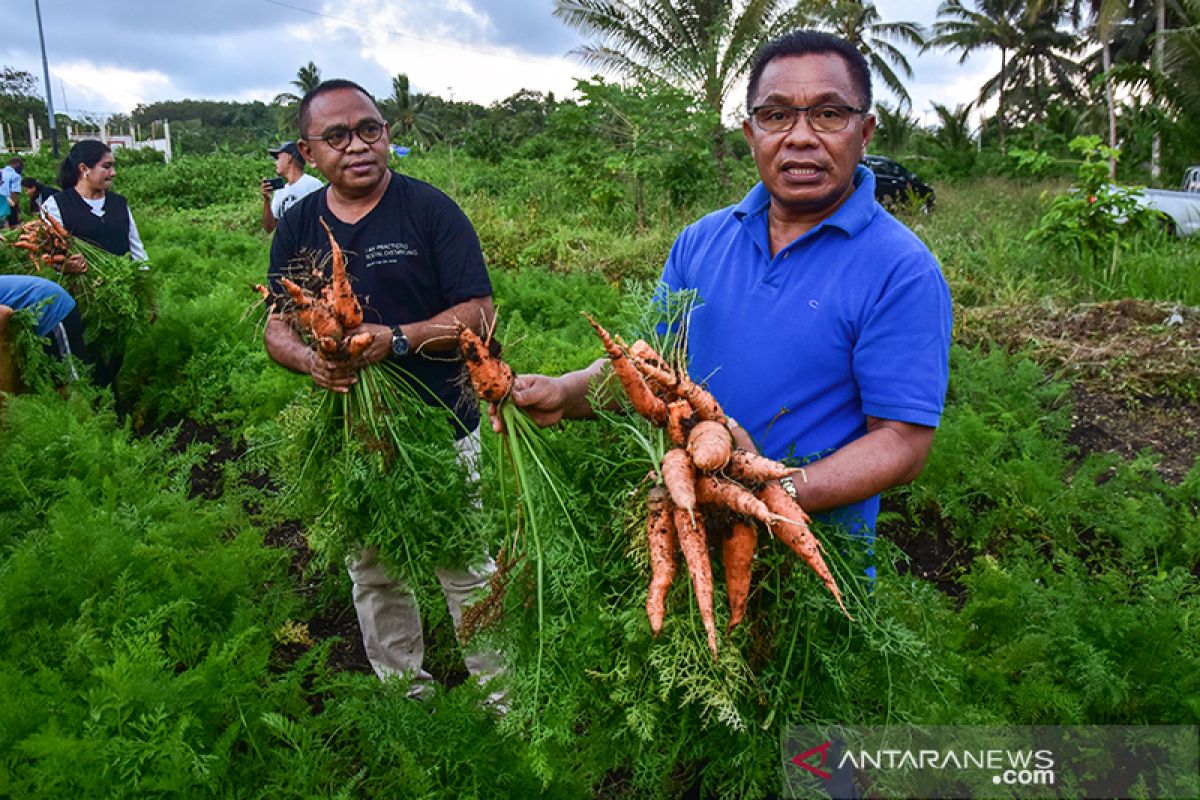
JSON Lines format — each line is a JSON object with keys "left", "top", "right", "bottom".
{"left": 345, "top": 331, "right": 374, "bottom": 358}
{"left": 687, "top": 419, "right": 732, "bottom": 471}
{"left": 660, "top": 448, "right": 697, "bottom": 513}
{"left": 316, "top": 336, "right": 340, "bottom": 357}
{"left": 725, "top": 448, "right": 795, "bottom": 483}
{"left": 666, "top": 399, "right": 693, "bottom": 448}
{"left": 253, "top": 283, "right": 270, "bottom": 301}
{"left": 320, "top": 217, "right": 362, "bottom": 329}
{"left": 678, "top": 377, "right": 727, "bottom": 426}
{"left": 456, "top": 322, "right": 515, "bottom": 403}
{"left": 645, "top": 486, "right": 678, "bottom": 636}
{"left": 585, "top": 314, "right": 667, "bottom": 424}
{"left": 694, "top": 475, "right": 774, "bottom": 524}
{"left": 674, "top": 507, "right": 718, "bottom": 659}
{"left": 281, "top": 277, "right": 342, "bottom": 340}
{"left": 756, "top": 481, "right": 851, "bottom": 620}
{"left": 723, "top": 520, "right": 756, "bottom": 631}
{"left": 45, "top": 214, "right": 71, "bottom": 242}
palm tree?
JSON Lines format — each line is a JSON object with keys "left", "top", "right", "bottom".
{"left": 810, "top": 0, "right": 926, "bottom": 109}
{"left": 871, "top": 100, "right": 919, "bottom": 154}
{"left": 1158, "top": 0, "right": 1200, "bottom": 119}
{"left": 927, "top": 0, "right": 1024, "bottom": 154}
{"left": 1084, "top": 0, "right": 1135, "bottom": 178}
{"left": 272, "top": 61, "right": 322, "bottom": 107}
{"left": 380, "top": 73, "right": 440, "bottom": 150}
{"left": 552, "top": 0, "right": 811, "bottom": 174}
{"left": 1008, "top": 9, "right": 1085, "bottom": 134}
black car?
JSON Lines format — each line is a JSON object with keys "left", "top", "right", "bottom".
{"left": 861, "top": 155, "right": 935, "bottom": 212}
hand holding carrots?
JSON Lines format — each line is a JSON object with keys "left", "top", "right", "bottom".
{"left": 305, "top": 323, "right": 390, "bottom": 392}
{"left": 488, "top": 373, "right": 571, "bottom": 432}
{"left": 60, "top": 253, "right": 88, "bottom": 275}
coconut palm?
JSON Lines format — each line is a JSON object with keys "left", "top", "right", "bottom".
{"left": 998, "top": 4, "right": 1085, "bottom": 134}
{"left": 927, "top": 0, "right": 1024, "bottom": 153}
{"left": 552, "top": 0, "right": 812, "bottom": 174}
{"left": 272, "top": 61, "right": 323, "bottom": 107}
{"left": 871, "top": 100, "right": 919, "bottom": 154}
{"left": 380, "top": 73, "right": 440, "bottom": 150}
{"left": 809, "top": 0, "right": 926, "bottom": 109}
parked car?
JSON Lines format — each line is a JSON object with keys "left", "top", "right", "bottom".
{"left": 1132, "top": 166, "right": 1200, "bottom": 237}
{"left": 861, "top": 155, "right": 935, "bottom": 212}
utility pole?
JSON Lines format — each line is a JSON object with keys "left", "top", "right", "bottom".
{"left": 34, "top": 0, "right": 58, "bottom": 156}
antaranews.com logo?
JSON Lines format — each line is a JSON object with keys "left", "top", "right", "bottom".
{"left": 782, "top": 725, "right": 1197, "bottom": 799}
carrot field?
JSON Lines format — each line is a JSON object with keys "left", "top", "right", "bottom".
{"left": 1, "top": 139, "right": 1198, "bottom": 798}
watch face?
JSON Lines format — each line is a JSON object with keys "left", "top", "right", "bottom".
{"left": 391, "top": 329, "right": 409, "bottom": 356}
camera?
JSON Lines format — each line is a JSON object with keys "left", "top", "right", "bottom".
{"left": 262, "top": 177, "right": 286, "bottom": 191}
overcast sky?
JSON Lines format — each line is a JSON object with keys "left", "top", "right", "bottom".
{"left": 2, "top": 0, "right": 999, "bottom": 127}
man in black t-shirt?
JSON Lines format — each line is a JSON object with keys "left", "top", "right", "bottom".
{"left": 264, "top": 79, "right": 502, "bottom": 694}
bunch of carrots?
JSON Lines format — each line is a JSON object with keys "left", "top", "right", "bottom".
{"left": 585, "top": 315, "right": 850, "bottom": 660}
{"left": 256, "top": 218, "right": 371, "bottom": 361}
{"left": 6, "top": 215, "right": 74, "bottom": 271}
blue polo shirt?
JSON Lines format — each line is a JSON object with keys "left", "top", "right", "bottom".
{"left": 0, "top": 275, "right": 76, "bottom": 336}
{"left": 660, "top": 166, "right": 951, "bottom": 536}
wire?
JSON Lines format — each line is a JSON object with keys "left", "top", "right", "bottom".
{"left": 259, "top": 0, "right": 564, "bottom": 66}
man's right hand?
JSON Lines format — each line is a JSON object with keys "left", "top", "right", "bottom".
{"left": 489, "top": 373, "right": 569, "bottom": 432}
{"left": 259, "top": 180, "right": 274, "bottom": 202}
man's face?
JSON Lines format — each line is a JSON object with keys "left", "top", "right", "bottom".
{"left": 742, "top": 53, "right": 875, "bottom": 219}
{"left": 273, "top": 151, "right": 291, "bottom": 176}
{"left": 297, "top": 88, "right": 389, "bottom": 196}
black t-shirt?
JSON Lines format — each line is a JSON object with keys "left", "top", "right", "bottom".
{"left": 269, "top": 171, "right": 492, "bottom": 433}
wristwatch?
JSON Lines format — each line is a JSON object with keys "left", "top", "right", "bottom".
{"left": 390, "top": 325, "right": 410, "bottom": 357}
{"left": 779, "top": 475, "right": 799, "bottom": 500}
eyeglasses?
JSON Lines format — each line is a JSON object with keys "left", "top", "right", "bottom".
{"left": 303, "top": 119, "right": 387, "bottom": 151}
{"left": 748, "top": 104, "right": 867, "bottom": 134}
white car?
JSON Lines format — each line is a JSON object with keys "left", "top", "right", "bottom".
{"left": 1133, "top": 166, "right": 1200, "bottom": 237}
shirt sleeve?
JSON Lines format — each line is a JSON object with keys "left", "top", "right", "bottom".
{"left": 41, "top": 196, "right": 62, "bottom": 225}
{"left": 127, "top": 208, "right": 148, "bottom": 262}
{"left": 853, "top": 255, "right": 953, "bottom": 427}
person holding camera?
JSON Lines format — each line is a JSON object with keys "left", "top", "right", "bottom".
{"left": 260, "top": 140, "right": 323, "bottom": 234}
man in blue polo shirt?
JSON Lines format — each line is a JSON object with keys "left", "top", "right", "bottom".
{"left": 498, "top": 29, "right": 951, "bottom": 544}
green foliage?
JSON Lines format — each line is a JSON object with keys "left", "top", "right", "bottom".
{"left": 118, "top": 154, "right": 273, "bottom": 211}
{"left": 2, "top": 131, "right": 1198, "bottom": 799}
{"left": 1029, "top": 136, "right": 1167, "bottom": 269}
{"left": 267, "top": 364, "right": 488, "bottom": 604}
{"left": 1006, "top": 146, "right": 1058, "bottom": 177}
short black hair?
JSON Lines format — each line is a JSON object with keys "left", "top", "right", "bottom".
{"left": 297, "top": 79, "right": 378, "bottom": 138}
{"left": 745, "top": 30, "right": 872, "bottom": 113}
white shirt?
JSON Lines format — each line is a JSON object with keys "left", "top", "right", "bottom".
{"left": 271, "top": 173, "right": 324, "bottom": 221}
{"left": 41, "top": 193, "right": 148, "bottom": 262}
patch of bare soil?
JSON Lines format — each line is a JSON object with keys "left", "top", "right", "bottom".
{"left": 889, "top": 298, "right": 1200, "bottom": 598}
{"left": 958, "top": 297, "right": 1200, "bottom": 483}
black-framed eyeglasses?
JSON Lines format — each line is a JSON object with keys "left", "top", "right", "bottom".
{"left": 303, "top": 119, "right": 387, "bottom": 151}
{"left": 748, "top": 104, "right": 867, "bottom": 134}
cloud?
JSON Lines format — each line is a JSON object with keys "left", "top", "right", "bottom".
{"left": 49, "top": 62, "right": 171, "bottom": 118}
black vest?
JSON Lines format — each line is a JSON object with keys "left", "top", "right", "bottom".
{"left": 53, "top": 189, "right": 131, "bottom": 256}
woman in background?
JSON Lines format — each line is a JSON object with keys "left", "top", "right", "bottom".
{"left": 43, "top": 140, "right": 148, "bottom": 264}
{"left": 42, "top": 140, "right": 149, "bottom": 389}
